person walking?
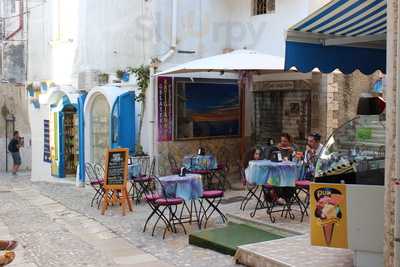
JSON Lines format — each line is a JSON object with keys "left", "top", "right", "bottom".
{"left": 8, "top": 131, "right": 22, "bottom": 175}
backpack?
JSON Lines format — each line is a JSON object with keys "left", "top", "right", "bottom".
{"left": 8, "top": 139, "right": 15, "bottom": 152}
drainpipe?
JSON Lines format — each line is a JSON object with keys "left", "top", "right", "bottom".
{"left": 6, "top": 0, "right": 24, "bottom": 40}
{"left": 149, "top": 0, "right": 178, "bottom": 160}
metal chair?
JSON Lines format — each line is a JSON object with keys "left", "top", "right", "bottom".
{"left": 85, "top": 162, "right": 104, "bottom": 208}
{"left": 141, "top": 176, "right": 187, "bottom": 239}
{"left": 167, "top": 153, "right": 180, "bottom": 175}
{"left": 237, "top": 160, "right": 262, "bottom": 212}
{"left": 132, "top": 158, "right": 156, "bottom": 203}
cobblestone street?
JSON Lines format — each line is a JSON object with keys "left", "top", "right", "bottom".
{"left": 0, "top": 173, "right": 240, "bottom": 267}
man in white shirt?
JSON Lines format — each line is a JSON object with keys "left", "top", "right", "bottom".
{"left": 304, "top": 133, "right": 323, "bottom": 178}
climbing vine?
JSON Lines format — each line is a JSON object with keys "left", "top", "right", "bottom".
{"left": 128, "top": 65, "right": 150, "bottom": 155}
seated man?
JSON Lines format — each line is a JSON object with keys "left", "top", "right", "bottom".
{"left": 304, "top": 132, "right": 323, "bottom": 178}
{"left": 277, "top": 133, "right": 296, "bottom": 160}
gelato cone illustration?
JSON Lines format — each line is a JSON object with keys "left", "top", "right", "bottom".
{"left": 322, "top": 222, "right": 335, "bottom": 246}
{"left": 314, "top": 189, "right": 343, "bottom": 246}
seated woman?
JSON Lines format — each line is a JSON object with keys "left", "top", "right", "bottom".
{"left": 244, "top": 147, "right": 263, "bottom": 168}
{"left": 277, "top": 133, "right": 296, "bottom": 160}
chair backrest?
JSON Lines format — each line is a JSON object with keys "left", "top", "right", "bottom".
{"left": 149, "top": 158, "right": 156, "bottom": 177}
{"left": 93, "top": 163, "right": 105, "bottom": 181}
{"left": 132, "top": 156, "right": 150, "bottom": 177}
{"left": 167, "top": 153, "right": 178, "bottom": 173}
{"left": 217, "top": 146, "right": 230, "bottom": 172}
{"left": 237, "top": 160, "right": 247, "bottom": 186}
{"left": 152, "top": 176, "right": 173, "bottom": 200}
{"left": 85, "top": 162, "right": 98, "bottom": 185}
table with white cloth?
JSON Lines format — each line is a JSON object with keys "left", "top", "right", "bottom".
{"left": 244, "top": 160, "right": 304, "bottom": 222}
{"left": 158, "top": 174, "right": 204, "bottom": 228}
{"left": 245, "top": 160, "right": 299, "bottom": 187}
{"left": 158, "top": 174, "right": 203, "bottom": 200}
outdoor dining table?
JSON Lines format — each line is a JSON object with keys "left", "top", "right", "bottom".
{"left": 182, "top": 154, "right": 218, "bottom": 171}
{"left": 158, "top": 174, "right": 204, "bottom": 228}
{"left": 244, "top": 160, "right": 304, "bottom": 222}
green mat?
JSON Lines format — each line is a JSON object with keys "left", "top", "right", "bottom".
{"left": 189, "top": 223, "right": 284, "bottom": 256}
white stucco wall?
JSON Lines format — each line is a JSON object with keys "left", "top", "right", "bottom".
{"left": 27, "top": 0, "right": 330, "bottom": 180}
{"left": 28, "top": 101, "right": 51, "bottom": 181}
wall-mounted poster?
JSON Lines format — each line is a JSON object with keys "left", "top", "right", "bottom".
{"left": 43, "top": 120, "right": 51, "bottom": 163}
{"left": 175, "top": 81, "right": 240, "bottom": 139}
{"left": 310, "top": 183, "right": 348, "bottom": 248}
{"left": 158, "top": 76, "right": 173, "bottom": 141}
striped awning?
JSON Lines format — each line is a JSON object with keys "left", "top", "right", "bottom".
{"left": 285, "top": 0, "right": 386, "bottom": 74}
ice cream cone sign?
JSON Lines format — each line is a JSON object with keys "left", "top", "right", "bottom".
{"left": 310, "top": 184, "right": 348, "bottom": 248}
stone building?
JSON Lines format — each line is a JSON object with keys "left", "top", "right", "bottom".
{"left": 0, "top": 0, "right": 30, "bottom": 172}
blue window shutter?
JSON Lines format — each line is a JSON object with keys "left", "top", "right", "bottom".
{"left": 118, "top": 92, "right": 135, "bottom": 154}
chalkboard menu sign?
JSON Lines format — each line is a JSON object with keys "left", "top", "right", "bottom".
{"left": 101, "top": 148, "right": 133, "bottom": 216}
{"left": 104, "top": 148, "right": 128, "bottom": 188}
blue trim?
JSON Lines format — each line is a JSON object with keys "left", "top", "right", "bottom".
{"left": 78, "top": 93, "right": 87, "bottom": 183}
{"left": 284, "top": 41, "right": 386, "bottom": 74}
{"left": 109, "top": 92, "right": 136, "bottom": 154}
{"left": 58, "top": 112, "right": 65, "bottom": 178}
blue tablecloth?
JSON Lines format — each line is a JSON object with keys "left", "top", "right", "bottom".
{"left": 245, "top": 160, "right": 303, "bottom": 187}
{"left": 182, "top": 155, "right": 218, "bottom": 171}
{"left": 128, "top": 163, "right": 141, "bottom": 178}
{"left": 158, "top": 174, "right": 203, "bottom": 201}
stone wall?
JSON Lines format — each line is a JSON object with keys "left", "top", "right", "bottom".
{"left": 0, "top": 84, "right": 31, "bottom": 172}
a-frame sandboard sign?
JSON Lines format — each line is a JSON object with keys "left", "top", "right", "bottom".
{"left": 101, "top": 148, "right": 133, "bottom": 216}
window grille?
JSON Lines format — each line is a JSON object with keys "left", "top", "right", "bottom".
{"left": 253, "top": 0, "right": 275, "bottom": 15}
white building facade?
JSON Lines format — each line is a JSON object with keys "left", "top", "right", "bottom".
{"left": 27, "top": 0, "right": 334, "bottom": 181}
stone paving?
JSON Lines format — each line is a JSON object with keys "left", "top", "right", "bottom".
{"left": 0, "top": 172, "right": 352, "bottom": 267}
{"left": 0, "top": 173, "right": 242, "bottom": 267}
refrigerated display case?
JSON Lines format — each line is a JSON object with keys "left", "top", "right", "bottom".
{"left": 315, "top": 114, "right": 385, "bottom": 185}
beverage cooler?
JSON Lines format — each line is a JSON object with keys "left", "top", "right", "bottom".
{"left": 312, "top": 113, "right": 385, "bottom": 266}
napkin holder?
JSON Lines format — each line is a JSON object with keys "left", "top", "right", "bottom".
{"left": 179, "top": 167, "right": 187, "bottom": 177}
{"left": 197, "top": 147, "right": 205, "bottom": 156}
{"left": 271, "top": 150, "right": 283, "bottom": 162}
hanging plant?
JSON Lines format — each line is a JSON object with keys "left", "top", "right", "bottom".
{"left": 128, "top": 65, "right": 150, "bottom": 152}
{"left": 116, "top": 69, "right": 125, "bottom": 79}
{"left": 26, "top": 83, "right": 34, "bottom": 97}
{"left": 98, "top": 73, "right": 109, "bottom": 85}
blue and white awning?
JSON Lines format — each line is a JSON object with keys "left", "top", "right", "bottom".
{"left": 285, "top": 0, "right": 386, "bottom": 74}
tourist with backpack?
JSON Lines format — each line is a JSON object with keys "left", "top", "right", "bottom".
{"left": 8, "top": 131, "right": 22, "bottom": 175}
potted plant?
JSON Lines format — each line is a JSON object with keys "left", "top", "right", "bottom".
{"left": 116, "top": 69, "right": 125, "bottom": 80}
{"left": 98, "top": 73, "right": 109, "bottom": 85}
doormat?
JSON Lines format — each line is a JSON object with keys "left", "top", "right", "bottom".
{"left": 189, "top": 223, "right": 284, "bottom": 256}
{"left": 220, "top": 196, "right": 245, "bottom": 204}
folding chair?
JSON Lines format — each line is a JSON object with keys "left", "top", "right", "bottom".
{"left": 85, "top": 162, "right": 104, "bottom": 208}
{"left": 237, "top": 160, "right": 263, "bottom": 212}
{"left": 130, "top": 158, "right": 155, "bottom": 203}
{"left": 295, "top": 179, "right": 311, "bottom": 222}
{"left": 167, "top": 153, "right": 180, "bottom": 175}
{"left": 141, "top": 176, "right": 187, "bottom": 239}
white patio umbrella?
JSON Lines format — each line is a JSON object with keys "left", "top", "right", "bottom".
{"left": 155, "top": 49, "right": 284, "bottom": 75}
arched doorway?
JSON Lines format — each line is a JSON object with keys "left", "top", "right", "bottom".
{"left": 90, "top": 94, "right": 110, "bottom": 164}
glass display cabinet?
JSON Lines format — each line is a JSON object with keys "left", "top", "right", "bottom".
{"left": 315, "top": 114, "right": 385, "bottom": 185}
